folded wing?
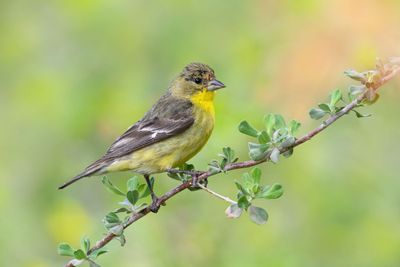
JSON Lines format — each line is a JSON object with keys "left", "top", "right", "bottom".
{"left": 59, "top": 96, "right": 194, "bottom": 189}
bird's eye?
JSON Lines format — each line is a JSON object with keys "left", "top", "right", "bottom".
{"left": 194, "top": 77, "right": 202, "bottom": 84}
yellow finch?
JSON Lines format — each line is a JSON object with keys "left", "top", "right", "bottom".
{"left": 59, "top": 63, "right": 225, "bottom": 208}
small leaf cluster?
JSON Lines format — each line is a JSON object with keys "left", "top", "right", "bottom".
{"left": 225, "top": 167, "right": 283, "bottom": 224}
{"left": 342, "top": 59, "right": 400, "bottom": 112}
{"left": 309, "top": 89, "right": 346, "bottom": 119}
{"left": 308, "top": 68, "right": 385, "bottom": 121}
{"left": 345, "top": 69, "right": 382, "bottom": 105}
{"left": 344, "top": 69, "right": 381, "bottom": 103}
{"left": 208, "top": 147, "right": 238, "bottom": 174}
{"left": 58, "top": 237, "right": 107, "bottom": 266}
{"left": 58, "top": 176, "right": 152, "bottom": 264}
{"left": 239, "top": 114, "right": 301, "bottom": 163}
{"left": 309, "top": 87, "right": 372, "bottom": 119}
{"left": 101, "top": 176, "right": 151, "bottom": 245}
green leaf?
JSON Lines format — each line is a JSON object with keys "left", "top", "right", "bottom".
{"left": 274, "top": 114, "right": 286, "bottom": 129}
{"left": 235, "top": 181, "right": 250, "bottom": 196}
{"left": 248, "top": 142, "right": 269, "bottom": 161}
{"left": 329, "top": 89, "right": 342, "bottom": 107}
{"left": 181, "top": 163, "right": 195, "bottom": 171}
{"left": 270, "top": 147, "right": 280, "bottom": 163}
{"left": 288, "top": 120, "right": 301, "bottom": 135}
{"left": 349, "top": 85, "right": 365, "bottom": 96}
{"left": 127, "top": 190, "right": 139, "bottom": 205}
{"left": 237, "top": 195, "right": 251, "bottom": 209}
{"left": 318, "top": 103, "right": 331, "bottom": 113}
{"left": 282, "top": 148, "right": 294, "bottom": 158}
{"left": 255, "top": 185, "right": 269, "bottom": 198}
{"left": 225, "top": 204, "right": 243, "bottom": 218}
{"left": 220, "top": 147, "right": 238, "bottom": 163}
{"left": 344, "top": 69, "right": 366, "bottom": 82}
{"left": 115, "top": 207, "right": 130, "bottom": 213}
{"left": 127, "top": 176, "right": 139, "bottom": 191}
{"left": 101, "top": 177, "right": 125, "bottom": 196}
{"left": 264, "top": 114, "right": 276, "bottom": 136}
{"left": 167, "top": 172, "right": 181, "bottom": 181}
{"left": 90, "top": 248, "right": 108, "bottom": 259}
{"left": 257, "top": 130, "right": 270, "bottom": 144}
{"left": 251, "top": 167, "right": 261, "bottom": 185}
{"left": 81, "top": 236, "right": 90, "bottom": 253}
{"left": 73, "top": 249, "right": 86, "bottom": 260}
{"left": 117, "top": 233, "right": 126, "bottom": 246}
{"left": 218, "top": 157, "right": 227, "bottom": 169}
{"left": 260, "top": 183, "right": 284, "bottom": 199}
{"left": 58, "top": 243, "right": 75, "bottom": 257}
{"left": 109, "top": 224, "right": 124, "bottom": 236}
{"left": 105, "top": 212, "right": 121, "bottom": 224}
{"left": 242, "top": 172, "right": 252, "bottom": 185}
{"left": 238, "top": 120, "right": 259, "bottom": 137}
{"left": 309, "top": 108, "right": 327, "bottom": 120}
{"left": 248, "top": 206, "right": 268, "bottom": 225}
{"left": 137, "top": 183, "right": 146, "bottom": 193}
{"left": 222, "top": 147, "right": 231, "bottom": 158}
{"left": 352, "top": 109, "right": 371, "bottom": 118}
{"left": 272, "top": 128, "right": 290, "bottom": 144}
{"left": 131, "top": 203, "right": 147, "bottom": 213}
{"left": 208, "top": 160, "right": 222, "bottom": 174}
{"left": 280, "top": 136, "right": 295, "bottom": 148}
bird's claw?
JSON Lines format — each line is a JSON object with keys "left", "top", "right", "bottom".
{"left": 149, "top": 196, "right": 165, "bottom": 213}
{"left": 149, "top": 201, "right": 160, "bottom": 213}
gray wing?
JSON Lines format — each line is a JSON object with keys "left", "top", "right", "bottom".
{"left": 103, "top": 94, "right": 194, "bottom": 160}
{"left": 104, "top": 116, "right": 194, "bottom": 160}
{"left": 97, "top": 93, "right": 194, "bottom": 162}
{"left": 58, "top": 95, "right": 194, "bottom": 189}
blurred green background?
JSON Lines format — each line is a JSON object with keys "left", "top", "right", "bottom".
{"left": 1, "top": 0, "right": 400, "bottom": 266}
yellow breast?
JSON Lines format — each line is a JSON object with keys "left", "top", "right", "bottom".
{"left": 190, "top": 89, "right": 215, "bottom": 117}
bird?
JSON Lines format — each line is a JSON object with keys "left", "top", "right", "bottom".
{"left": 59, "top": 62, "right": 225, "bottom": 211}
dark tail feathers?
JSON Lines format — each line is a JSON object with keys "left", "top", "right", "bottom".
{"left": 58, "top": 161, "right": 106, "bottom": 189}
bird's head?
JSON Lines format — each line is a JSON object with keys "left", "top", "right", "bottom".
{"left": 170, "top": 62, "right": 225, "bottom": 99}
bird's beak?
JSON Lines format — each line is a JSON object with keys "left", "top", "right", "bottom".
{"left": 207, "top": 79, "right": 225, "bottom": 91}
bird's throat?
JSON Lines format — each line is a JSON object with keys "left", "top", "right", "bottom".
{"left": 191, "top": 89, "right": 215, "bottom": 115}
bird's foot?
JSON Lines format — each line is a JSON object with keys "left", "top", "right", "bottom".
{"left": 149, "top": 194, "right": 166, "bottom": 213}
{"left": 166, "top": 169, "right": 207, "bottom": 191}
{"left": 143, "top": 174, "right": 165, "bottom": 213}
{"left": 149, "top": 200, "right": 160, "bottom": 213}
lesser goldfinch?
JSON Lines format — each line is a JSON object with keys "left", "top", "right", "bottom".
{"left": 59, "top": 63, "right": 225, "bottom": 209}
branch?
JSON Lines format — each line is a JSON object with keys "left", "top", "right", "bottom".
{"left": 64, "top": 59, "right": 400, "bottom": 267}
{"left": 196, "top": 183, "right": 237, "bottom": 204}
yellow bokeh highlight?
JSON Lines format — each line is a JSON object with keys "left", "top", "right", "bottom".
{"left": 46, "top": 199, "right": 92, "bottom": 245}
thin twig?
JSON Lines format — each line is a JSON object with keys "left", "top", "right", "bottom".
{"left": 196, "top": 183, "right": 237, "bottom": 204}
{"left": 65, "top": 61, "right": 400, "bottom": 267}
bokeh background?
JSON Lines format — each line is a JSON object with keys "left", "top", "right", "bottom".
{"left": 1, "top": 0, "right": 400, "bottom": 266}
